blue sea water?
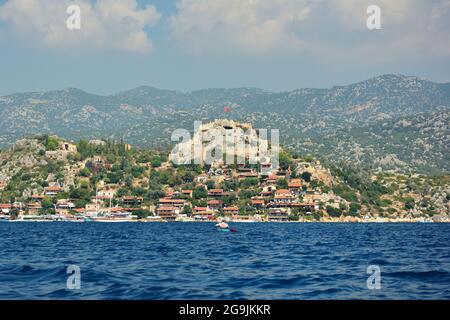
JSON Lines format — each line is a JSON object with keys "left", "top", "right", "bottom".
{"left": 0, "top": 222, "right": 449, "bottom": 300}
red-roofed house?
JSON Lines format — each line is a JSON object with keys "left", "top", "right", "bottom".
{"left": 223, "top": 206, "right": 239, "bottom": 215}
{"left": 268, "top": 209, "right": 289, "bottom": 222}
{"left": 158, "top": 198, "right": 187, "bottom": 208}
{"left": 44, "top": 186, "right": 63, "bottom": 196}
{"left": 121, "top": 196, "right": 143, "bottom": 206}
{"left": 181, "top": 190, "right": 193, "bottom": 198}
{"left": 207, "top": 199, "right": 223, "bottom": 211}
{"left": 250, "top": 199, "right": 265, "bottom": 208}
{"left": 0, "top": 203, "right": 12, "bottom": 214}
{"left": 31, "top": 195, "right": 45, "bottom": 202}
{"left": 156, "top": 207, "right": 179, "bottom": 221}
{"left": 208, "top": 189, "right": 224, "bottom": 197}
{"left": 288, "top": 179, "right": 302, "bottom": 194}
{"left": 192, "top": 206, "right": 215, "bottom": 220}
{"left": 273, "top": 189, "right": 297, "bottom": 204}
{"left": 27, "top": 203, "right": 42, "bottom": 215}
{"left": 193, "top": 206, "right": 208, "bottom": 214}
{"left": 266, "top": 175, "right": 279, "bottom": 185}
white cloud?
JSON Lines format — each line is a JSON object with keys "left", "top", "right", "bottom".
{"left": 0, "top": 0, "right": 161, "bottom": 54}
{"left": 169, "top": 0, "right": 450, "bottom": 59}
{"left": 169, "top": 0, "right": 312, "bottom": 54}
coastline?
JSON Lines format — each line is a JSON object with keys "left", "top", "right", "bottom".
{"left": 4, "top": 218, "right": 449, "bottom": 223}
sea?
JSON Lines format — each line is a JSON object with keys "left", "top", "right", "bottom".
{"left": 0, "top": 222, "right": 449, "bottom": 299}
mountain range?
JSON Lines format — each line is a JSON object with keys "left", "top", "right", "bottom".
{"left": 1, "top": 74, "right": 449, "bottom": 173}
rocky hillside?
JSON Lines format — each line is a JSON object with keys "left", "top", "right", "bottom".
{"left": 0, "top": 136, "right": 448, "bottom": 219}
{"left": 1, "top": 74, "right": 449, "bottom": 173}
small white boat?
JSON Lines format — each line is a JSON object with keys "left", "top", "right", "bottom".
{"left": 91, "top": 212, "right": 134, "bottom": 222}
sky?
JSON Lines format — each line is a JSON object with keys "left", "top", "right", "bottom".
{"left": 0, "top": 0, "right": 450, "bottom": 96}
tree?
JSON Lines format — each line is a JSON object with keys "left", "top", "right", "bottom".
{"left": 134, "top": 209, "right": 151, "bottom": 219}
{"left": 301, "top": 171, "right": 312, "bottom": 182}
{"left": 182, "top": 206, "right": 192, "bottom": 216}
{"left": 79, "top": 167, "right": 91, "bottom": 177}
{"left": 75, "top": 198, "right": 89, "bottom": 209}
{"left": 240, "top": 178, "right": 258, "bottom": 188}
{"left": 221, "top": 179, "right": 238, "bottom": 191}
{"left": 222, "top": 194, "right": 237, "bottom": 207}
{"left": 151, "top": 156, "right": 163, "bottom": 168}
{"left": 347, "top": 203, "right": 361, "bottom": 216}
{"left": 41, "top": 197, "right": 54, "bottom": 211}
{"left": 276, "top": 178, "right": 288, "bottom": 189}
{"left": 404, "top": 198, "right": 415, "bottom": 210}
{"left": 238, "top": 189, "right": 259, "bottom": 199}
{"left": 148, "top": 190, "right": 165, "bottom": 202}
{"left": 193, "top": 186, "right": 207, "bottom": 199}
{"left": 45, "top": 136, "right": 59, "bottom": 151}
{"left": 279, "top": 151, "right": 293, "bottom": 170}
{"left": 206, "top": 180, "right": 215, "bottom": 190}
{"left": 326, "top": 206, "right": 342, "bottom": 217}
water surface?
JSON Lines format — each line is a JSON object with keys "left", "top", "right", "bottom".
{"left": 0, "top": 222, "right": 449, "bottom": 299}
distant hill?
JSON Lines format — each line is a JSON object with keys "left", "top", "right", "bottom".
{"left": 0, "top": 74, "right": 449, "bottom": 173}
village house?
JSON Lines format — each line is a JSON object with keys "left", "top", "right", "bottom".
{"left": 55, "top": 200, "right": 75, "bottom": 214}
{"left": 260, "top": 163, "right": 274, "bottom": 175}
{"left": 250, "top": 199, "right": 265, "bottom": 209}
{"left": 156, "top": 207, "right": 179, "bottom": 221}
{"left": 266, "top": 175, "right": 280, "bottom": 185}
{"left": 0, "top": 203, "right": 12, "bottom": 214}
{"left": 192, "top": 206, "right": 215, "bottom": 220}
{"left": 262, "top": 185, "right": 277, "bottom": 192}
{"left": 237, "top": 167, "right": 253, "bottom": 173}
{"left": 121, "top": 196, "right": 143, "bottom": 207}
{"left": 235, "top": 171, "right": 259, "bottom": 181}
{"left": 260, "top": 190, "right": 274, "bottom": 198}
{"left": 296, "top": 203, "right": 317, "bottom": 211}
{"left": 193, "top": 206, "right": 208, "bottom": 215}
{"left": 31, "top": 194, "right": 45, "bottom": 202}
{"left": 27, "top": 202, "right": 42, "bottom": 215}
{"left": 85, "top": 203, "right": 99, "bottom": 213}
{"left": 165, "top": 190, "right": 180, "bottom": 198}
{"left": 97, "top": 189, "right": 115, "bottom": 199}
{"left": 73, "top": 208, "right": 86, "bottom": 215}
{"left": 273, "top": 189, "right": 297, "bottom": 205}
{"left": 196, "top": 174, "right": 208, "bottom": 183}
{"left": 288, "top": 179, "right": 302, "bottom": 194}
{"left": 268, "top": 208, "right": 289, "bottom": 222}
{"left": 56, "top": 200, "right": 75, "bottom": 210}
{"left": 181, "top": 189, "right": 193, "bottom": 198}
{"left": 304, "top": 192, "right": 324, "bottom": 205}
{"left": 223, "top": 206, "right": 239, "bottom": 216}
{"left": 207, "top": 199, "right": 223, "bottom": 212}
{"left": 158, "top": 198, "right": 187, "bottom": 208}
{"left": 208, "top": 189, "right": 224, "bottom": 197}
{"left": 44, "top": 186, "right": 63, "bottom": 197}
